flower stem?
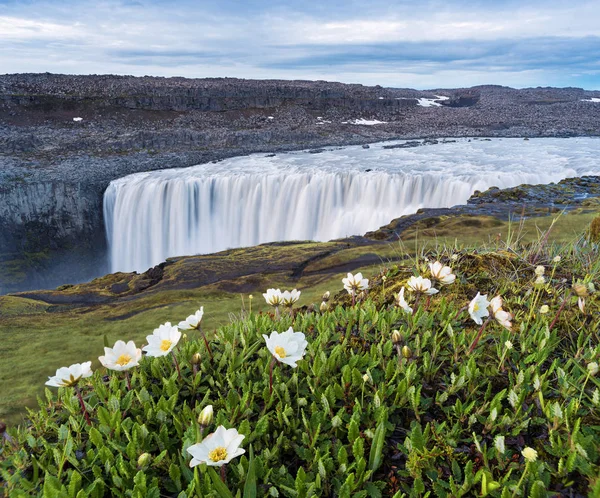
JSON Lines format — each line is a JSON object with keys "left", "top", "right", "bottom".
{"left": 511, "top": 462, "right": 530, "bottom": 498}
{"left": 220, "top": 464, "right": 227, "bottom": 483}
{"left": 201, "top": 331, "right": 214, "bottom": 361}
{"left": 468, "top": 317, "right": 490, "bottom": 353}
{"left": 172, "top": 352, "right": 182, "bottom": 379}
{"left": 74, "top": 385, "right": 91, "bottom": 426}
{"left": 549, "top": 292, "right": 570, "bottom": 331}
{"left": 125, "top": 371, "right": 131, "bottom": 391}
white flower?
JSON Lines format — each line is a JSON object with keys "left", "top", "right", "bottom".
{"left": 535, "top": 265, "right": 545, "bottom": 277}
{"left": 178, "top": 307, "right": 204, "bottom": 330}
{"left": 505, "top": 340, "right": 513, "bottom": 350}
{"left": 521, "top": 447, "right": 538, "bottom": 463}
{"left": 406, "top": 276, "right": 439, "bottom": 295}
{"left": 539, "top": 305, "right": 550, "bottom": 314}
{"left": 578, "top": 297, "right": 585, "bottom": 314}
{"left": 263, "top": 327, "right": 308, "bottom": 368}
{"left": 263, "top": 288, "right": 283, "bottom": 306}
{"left": 429, "top": 261, "right": 456, "bottom": 285}
{"left": 99, "top": 340, "right": 142, "bottom": 371}
{"left": 588, "top": 362, "right": 599, "bottom": 376}
{"left": 46, "top": 362, "right": 93, "bottom": 388}
{"left": 342, "top": 272, "right": 369, "bottom": 295}
{"left": 534, "top": 276, "right": 546, "bottom": 286}
{"left": 282, "top": 289, "right": 301, "bottom": 307}
{"left": 553, "top": 256, "right": 561, "bottom": 263}
{"left": 396, "top": 287, "right": 413, "bottom": 314}
{"left": 490, "top": 296, "right": 512, "bottom": 330}
{"left": 319, "top": 301, "right": 329, "bottom": 313}
{"left": 187, "top": 426, "right": 245, "bottom": 467}
{"left": 469, "top": 292, "right": 490, "bottom": 325}
{"left": 143, "top": 322, "right": 182, "bottom": 357}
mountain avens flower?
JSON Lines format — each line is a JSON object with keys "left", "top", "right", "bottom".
{"left": 281, "top": 289, "right": 301, "bottom": 307}
{"left": 396, "top": 287, "right": 413, "bottom": 314}
{"left": 343, "top": 272, "right": 369, "bottom": 295}
{"left": 187, "top": 426, "right": 245, "bottom": 468}
{"left": 178, "top": 307, "right": 204, "bottom": 330}
{"left": 468, "top": 293, "right": 490, "bottom": 325}
{"left": 45, "top": 362, "right": 93, "bottom": 388}
{"left": 521, "top": 447, "right": 538, "bottom": 463}
{"left": 406, "top": 276, "right": 439, "bottom": 295}
{"left": 263, "top": 288, "right": 283, "bottom": 306}
{"left": 143, "top": 322, "right": 181, "bottom": 357}
{"left": 198, "top": 405, "right": 214, "bottom": 426}
{"left": 99, "top": 340, "right": 142, "bottom": 371}
{"left": 319, "top": 301, "right": 329, "bottom": 313}
{"left": 263, "top": 327, "right": 308, "bottom": 368}
{"left": 490, "top": 296, "right": 512, "bottom": 330}
{"left": 429, "top": 261, "right": 456, "bottom": 285}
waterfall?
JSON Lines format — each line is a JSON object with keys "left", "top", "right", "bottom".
{"left": 104, "top": 138, "right": 599, "bottom": 273}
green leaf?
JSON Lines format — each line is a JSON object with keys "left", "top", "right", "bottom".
{"left": 243, "top": 445, "right": 257, "bottom": 498}
{"left": 207, "top": 467, "right": 235, "bottom": 498}
{"left": 368, "top": 420, "right": 386, "bottom": 473}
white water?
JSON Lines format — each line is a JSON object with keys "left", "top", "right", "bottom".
{"left": 104, "top": 137, "right": 600, "bottom": 273}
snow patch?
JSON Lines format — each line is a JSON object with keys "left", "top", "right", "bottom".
{"left": 267, "top": 116, "right": 274, "bottom": 120}
{"left": 73, "top": 117, "right": 83, "bottom": 122}
{"left": 344, "top": 118, "right": 388, "bottom": 126}
{"left": 581, "top": 98, "right": 600, "bottom": 103}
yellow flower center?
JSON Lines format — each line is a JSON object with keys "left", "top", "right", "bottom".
{"left": 208, "top": 446, "right": 228, "bottom": 462}
{"left": 274, "top": 346, "right": 287, "bottom": 358}
{"left": 160, "top": 339, "right": 173, "bottom": 352}
{"left": 116, "top": 354, "right": 132, "bottom": 366}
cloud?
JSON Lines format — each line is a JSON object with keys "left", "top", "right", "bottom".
{"left": 0, "top": 0, "right": 599, "bottom": 89}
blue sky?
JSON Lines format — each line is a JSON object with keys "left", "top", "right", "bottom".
{"left": 1, "top": 0, "right": 599, "bottom": 89}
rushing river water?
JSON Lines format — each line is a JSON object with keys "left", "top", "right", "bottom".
{"left": 104, "top": 137, "right": 600, "bottom": 273}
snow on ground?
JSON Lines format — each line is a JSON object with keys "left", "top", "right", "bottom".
{"left": 343, "top": 118, "right": 388, "bottom": 125}
{"left": 316, "top": 117, "right": 332, "bottom": 125}
{"left": 395, "top": 95, "right": 449, "bottom": 107}
{"left": 73, "top": 117, "right": 83, "bottom": 122}
{"left": 581, "top": 98, "right": 600, "bottom": 102}
{"left": 267, "top": 116, "right": 274, "bottom": 120}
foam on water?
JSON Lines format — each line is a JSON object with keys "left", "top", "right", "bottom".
{"left": 104, "top": 137, "right": 600, "bottom": 273}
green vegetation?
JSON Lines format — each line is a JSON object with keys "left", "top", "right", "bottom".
{"left": 1, "top": 211, "right": 599, "bottom": 496}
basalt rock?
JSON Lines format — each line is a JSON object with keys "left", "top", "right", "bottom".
{"left": 1, "top": 75, "right": 600, "bottom": 293}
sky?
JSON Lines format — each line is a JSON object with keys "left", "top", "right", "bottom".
{"left": 1, "top": 0, "right": 599, "bottom": 89}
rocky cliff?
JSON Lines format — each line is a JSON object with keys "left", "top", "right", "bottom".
{"left": 1, "top": 74, "right": 600, "bottom": 293}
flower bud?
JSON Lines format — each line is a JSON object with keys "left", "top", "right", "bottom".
{"left": 198, "top": 405, "right": 213, "bottom": 427}
{"left": 249, "top": 294, "right": 253, "bottom": 299}
{"left": 382, "top": 275, "right": 387, "bottom": 282}
{"left": 391, "top": 330, "right": 401, "bottom": 345}
{"left": 362, "top": 373, "right": 370, "bottom": 383}
{"left": 137, "top": 453, "right": 152, "bottom": 468}
{"left": 402, "top": 345, "right": 412, "bottom": 359}
{"left": 534, "top": 265, "right": 545, "bottom": 277}
{"left": 320, "top": 301, "right": 329, "bottom": 313}
{"left": 534, "top": 276, "right": 546, "bottom": 286}
{"left": 573, "top": 283, "right": 589, "bottom": 297}
{"left": 588, "top": 362, "right": 599, "bottom": 376}
{"left": 322, "top": 291, "right": 330, "bottom": 301}
{"left": 521, "top": 447, "right": 538, "bottom": 463}
{"left": 182, "top": 333, "right": 188, "bottom": 341}
{"left": 191, "top": 352, "right": 201, "bottom": 365}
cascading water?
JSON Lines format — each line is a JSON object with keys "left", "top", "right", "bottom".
{"left": 104, "top": 138, "right": 600, "bottom": 273}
